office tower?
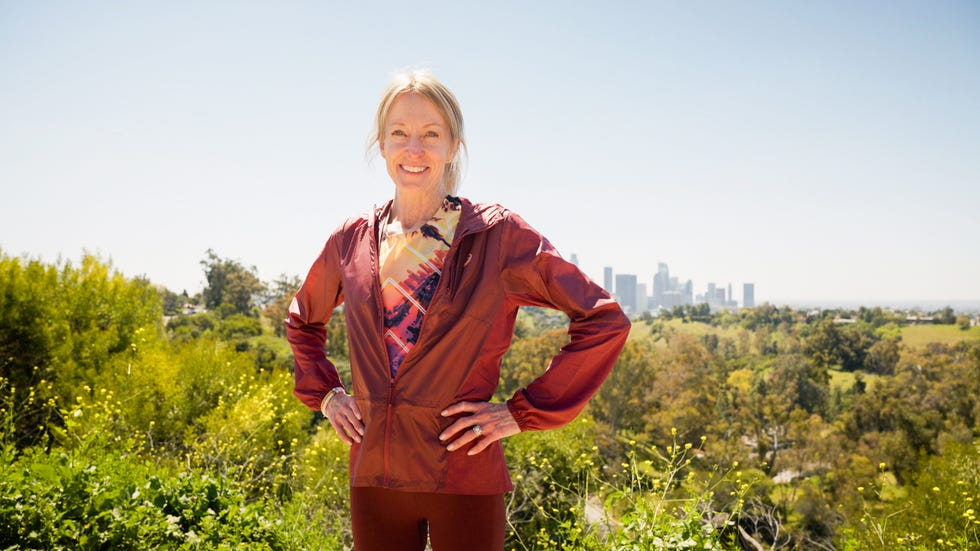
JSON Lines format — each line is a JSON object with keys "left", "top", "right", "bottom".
{"left": 707, "top": 283, "right": 717, "bottom": 305}
{"left": 637, "top": 283, "right": 648, "bottom": 313}
{"left": 570, "top": 253, "right": 579, "bottom": 267}
{"left": 603, "top": 267, "right": 613, "bottom": 294}
{"left": 715, "top": 288, "right": 726, "bottom": 304}
{"left": 653, "top": 263, "right": 669, "bottom": 305}
{"left": 615, "top": 273, "right": 638, "bottom": 314}
{"left": 743, "top": 283, "right": 755, "bottom": 308}
{"left": 728, "top": 283, "right": 732, "bottom": 305}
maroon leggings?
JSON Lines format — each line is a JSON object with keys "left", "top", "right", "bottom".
{"left": 350, "top": 486, "right": 506, "bottom": 551}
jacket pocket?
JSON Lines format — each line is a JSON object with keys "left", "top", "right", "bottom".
{"left": 387, "top": 404, "right": 451, "bottom": 490}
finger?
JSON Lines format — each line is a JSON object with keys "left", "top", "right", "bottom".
{"left": 331, "top": 397, "right": 365, "bottom": 437}
{"left": 468, "top": 413, "right": 520, "bottom": 456}
{"left": 330, "top": 417, "right": 355, "bottom": 445}
{"left": 338, "top": 403, "right": 365, "bottom": 436}
{"left": 468, "top": 435, "right": 495, "bottom": 456}
{"left": 330, "top": 404, "right": 363, "bottom": 444}
{"left": 441, "top": 401, "right": 481, "bottom": 417}
{"left": 337, "top": 411, "right": 363, "bottom": 443}
{"left": 439, "top": 415, "right": 484, "bottom": 442}
{"left": 446, "top": 425, "right": 483, "bottom": 452}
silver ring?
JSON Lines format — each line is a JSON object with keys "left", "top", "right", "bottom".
{"left": 472, "top": 425, "right": 483, "bottom": 437}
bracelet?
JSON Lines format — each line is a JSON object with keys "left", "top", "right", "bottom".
{"left": 320, "top": 387, "right": 346, "bottom": 418}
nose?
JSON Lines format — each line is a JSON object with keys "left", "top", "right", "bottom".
{"left": 407, "top": 134, "right": 423, "bottom": 154}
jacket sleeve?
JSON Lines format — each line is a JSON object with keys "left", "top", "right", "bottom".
{"left": 498, "top": 212, "right": 631, "bottom": 431}
{"left": 285, "top": 226, "right": 347, "bottom": 411}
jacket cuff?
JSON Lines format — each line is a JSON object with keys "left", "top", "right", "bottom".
{"left": 506, "top": 396, "right": 531, "bottom": 432}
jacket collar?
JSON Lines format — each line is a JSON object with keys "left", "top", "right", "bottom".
{"left": 371, "top": 196, "right": 507, "bottom": 240}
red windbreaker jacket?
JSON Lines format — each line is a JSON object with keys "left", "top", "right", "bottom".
{"left": 286, "top": 197, "right": 630, "bottom": 494}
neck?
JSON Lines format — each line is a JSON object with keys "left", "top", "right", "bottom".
{"left": 391, "top": 189, "right": 445, "bottom": 231}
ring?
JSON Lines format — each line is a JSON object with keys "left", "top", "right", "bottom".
{"left": 472, "top": 425, "right": 483, "bottom": 436}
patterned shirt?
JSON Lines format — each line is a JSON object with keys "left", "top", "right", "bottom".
{"left": 378, "top": 196, "right": 462, "bottom": 377}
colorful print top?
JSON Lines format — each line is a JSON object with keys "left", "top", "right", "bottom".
{"left": 378, "top": 196, "right": 462, "bottom": 378}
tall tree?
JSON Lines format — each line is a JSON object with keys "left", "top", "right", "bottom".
{"left": 200, "top": 249, "right": 266, "bottom": 316}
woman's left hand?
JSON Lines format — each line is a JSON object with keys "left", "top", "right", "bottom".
{"left": 439, "top": 401, "right": 521, "bottom": 456}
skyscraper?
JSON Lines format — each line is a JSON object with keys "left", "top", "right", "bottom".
{"left": 637, "top": 283, "right": 648, "bottom": 312}
{"left": 653, "top": 263, "right": 669, "bottom": 305}
{"left": 743, "top": 283, "right": 755, "bottom": 308}
{"left": 603, "top": 267, "right": 613, "bottom": 294}
{"left": 615, "top": 273, "right": 638, "bottom": 314}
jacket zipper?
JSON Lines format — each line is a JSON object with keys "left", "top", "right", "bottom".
{"left": 372, "top": 205, "right": 397, "bottom": 488}
{"left": 383, "top": 379, "right": 394, "bottom": 486}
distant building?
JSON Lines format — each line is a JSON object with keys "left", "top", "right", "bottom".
{"left": 570, "top": 253, "right": 579, "bottom": 267}
{"left": 653, "top": 263, "right": 669, "bottom": 305}
{"left": 743, "top": 283, "right": 755, "bottom": 308}
{"left": 603, "top": 267, "right": 613, "bottom": 294}
{"left": 699, "top": 282, "right": 737, "bottom": 310}
{"left": 615, "top": 273, "right": 638, "bottom": 314}
{"left": 637, "top": 283, "right": 648, "bottom": 312}
{"left": 651, "top": 263, "right": 693, "bottom": 309}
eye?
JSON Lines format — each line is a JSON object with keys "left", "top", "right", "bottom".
{"left": 425, "top": 130, "right": 439, "bottom": 138}
{"left": 391, "top": 129, "right": 406, "bottom": 137}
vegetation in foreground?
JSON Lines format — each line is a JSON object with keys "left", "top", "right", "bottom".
{"left": 1, "top": 250, "right": 978, "bottom": 549}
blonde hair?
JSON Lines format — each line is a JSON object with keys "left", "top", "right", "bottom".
{"left": 369, "top": 69, "right": 467, "bottom": 195}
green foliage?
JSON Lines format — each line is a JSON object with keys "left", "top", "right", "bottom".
{"left": 261, "top": 274, "right": 302, "bottom": 338}
{"left": 0, "top": 252, "right": 162, "bottom": 447}
{"left": 200, "top": 249, "right": 266, "bottom": 317}
{"left": 805, "top": 319, "right": 877, "bottom": 372}
{"left": 185, "top": 368, "right": 309, "bottom": 499}
{"left": 2, "top": 253, "right": 978, "bottom": 549}
{"left": 841, "top": 443, "right": 980, "bottom": 550}
{"left": 0, "top": 376, "right": 295, "bottom": 550}
{"left": 167, "top": 311, "right": 219, "bottom": 341}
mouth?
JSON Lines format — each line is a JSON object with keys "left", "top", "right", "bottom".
{"left": 400, "top": 165, "right": 428, "bottom": 174}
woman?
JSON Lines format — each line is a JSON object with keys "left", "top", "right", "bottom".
{"left": 286, "top": 70, "right": 630, "bottom": 550}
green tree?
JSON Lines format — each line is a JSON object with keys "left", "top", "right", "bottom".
{"left": 805, "top": 319, "right": 875, "bottom": 372}
{"left": 864, "top": 336, "right": 900, "bottom": 375}
{"left": 200, "top": 249, "right": 266, "bottom": 316}
{"left": 262, "top": 274, "right": 302, "bottom": 338}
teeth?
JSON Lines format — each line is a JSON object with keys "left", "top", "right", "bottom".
{"left": 402, "top": 165, "right": 426, "bottom": 173}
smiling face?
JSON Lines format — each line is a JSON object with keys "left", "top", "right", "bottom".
{"left": 380, "top": 92, "right": 459, "bottom": 198}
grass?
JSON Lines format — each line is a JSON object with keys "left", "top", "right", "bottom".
{"left": 900, "top": 324, "right": 980, "bottom": 349}
{"left": 830, "top": 369, "right": 883, "bottom": 393}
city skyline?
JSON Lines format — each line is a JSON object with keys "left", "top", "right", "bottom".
{"left": 599, "top": 260, "right": 750, "bottom": 314}
{"left": 1, "top": 2, "right": 977, "bottom": 305}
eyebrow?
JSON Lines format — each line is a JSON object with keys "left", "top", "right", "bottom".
{"left": 387, "top": 120, "right": 446, "bottom": 128}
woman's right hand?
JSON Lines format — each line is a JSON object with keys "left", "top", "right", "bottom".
{"left": 325, "top": 392, "right": 364, "bottom": 444}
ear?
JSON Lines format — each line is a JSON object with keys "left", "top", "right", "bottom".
{"left": 379, "top": 139, "right": 387, "bottom": 159}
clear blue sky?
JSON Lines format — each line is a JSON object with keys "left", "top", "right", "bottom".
{"left": 2, "top": 1, "right": 978, "bottom": 305}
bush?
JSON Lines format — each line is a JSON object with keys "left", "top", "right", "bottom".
{"left": 0, "top": 378, "right": 301, "bottom": 550}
